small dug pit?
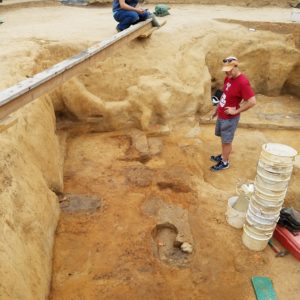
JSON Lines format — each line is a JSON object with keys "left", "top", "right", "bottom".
{"left": 151, "top": 223, "right": 192, "bottom": 267}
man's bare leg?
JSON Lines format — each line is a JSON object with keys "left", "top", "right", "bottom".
{"left": 222, "top": 143, "right": 232, "bottom": 162}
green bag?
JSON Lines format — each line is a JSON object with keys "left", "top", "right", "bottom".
{"left": 154, "top": 4, "right": 170, "bottom": 17}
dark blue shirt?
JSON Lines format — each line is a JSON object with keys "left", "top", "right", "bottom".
{"left": 112, "top": 0, "right": 139, "bottom": 12}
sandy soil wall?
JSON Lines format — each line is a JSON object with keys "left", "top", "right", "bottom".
{"left": 55, "top": 22, "right": 300, "bottom": 130}
{"left": 0, "top": 98, "right": 61, "bottom": 299}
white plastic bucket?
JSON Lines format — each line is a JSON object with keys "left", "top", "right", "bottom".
{"left": 226, "top": 196, "right": 247, "bottom": 229}
{"left": 257, "top": 164, "right": 291, "bottom": 181}
{"left": 259, "top": 154, "right": 294, "bottom": 168}
{"left": 245, "top": 217, "right": 277, "bottom": 231}
{"left": 246, "top": 211, "right": 278, "bottom": 230}
{"left": 242, "top": 225, "right": 271, "bottom": 251}
{"left": 244, "top": 218, "right": 276, "bottom": 232}
{"left": 250, "top": 196, "right": 283, "bottom": 215}
{"left": 248, "top": 201, "right": 280, "bottom": 220}
{"left": 261, "top": 143, "right": 297, "bottom": 164}
{"left": 244, "top": 223, "right": 274, "bottom": 237}
{"left": 247, "top": 209, "right": 278, "bottom": 225}
{"left": 255, "top": 174, "right": 289, "bottom": 192}
{"left": 255, "top": 185, "right": 287, "bottom": 201}
{"left": 258, "top": 159, "right": 293, "bottom": 174}
{"left": 252, "top": 193, "right": 284, "bottom": 209}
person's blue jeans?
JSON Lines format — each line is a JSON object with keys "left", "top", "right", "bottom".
{"left": 113, "top": 10, "right": 150, "bottom": 31}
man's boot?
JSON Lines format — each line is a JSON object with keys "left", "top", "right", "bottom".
{"left": 149, "top": 13, "right": 160, "bottom": 28}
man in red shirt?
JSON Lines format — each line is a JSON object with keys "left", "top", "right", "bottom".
{"left": 210, "top": 56, "right": 256, "bottom": 171}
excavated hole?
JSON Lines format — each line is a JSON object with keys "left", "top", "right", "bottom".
{"left": 49, "top": 35, "right": 300, "bottom": 299}
{"left": 49, "top": 33, "right": 300, "bottom": 298}
{"left": 4, "top": 10, "right": 298, "bottom": 299}
{"left": 151, "top": 223, "right": 190, "bottom": 267}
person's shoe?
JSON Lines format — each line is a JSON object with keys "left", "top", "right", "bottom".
{"left": 116, "top": 26, "right": 122, "bottom": 32}
{"left": 210, "top": 160, "right": 229, "bottom": 172}
{"left": 210, "top": 154, "right": 222, "bottom": 163}
{"left": 149, "top": 13, "right": 160, "bottom": 27}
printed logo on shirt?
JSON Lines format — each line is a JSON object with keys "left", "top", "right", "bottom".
{"left": 219, "top": 93, "right": 226, "bottom": 107}
{"left": 225, "top": 82, "right": 231, "bottom": 91}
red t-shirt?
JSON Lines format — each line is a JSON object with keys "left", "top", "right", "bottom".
{"left": 217, "top": 74, "right": 255, "bottom": 120}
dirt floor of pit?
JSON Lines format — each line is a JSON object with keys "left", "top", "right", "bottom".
{"left": 1, "top": 2, "right": 300, "bottom": 300}
{"left": 50, "top": 95, "right": 300, "bottom": 300}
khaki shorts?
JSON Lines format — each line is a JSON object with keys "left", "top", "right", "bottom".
{"left": 215, "top": 116, "right": 240, "bottom": 143}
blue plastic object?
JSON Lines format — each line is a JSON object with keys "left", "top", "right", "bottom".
{"left": 251, "top": 276, "right": 277, "bottom": 300}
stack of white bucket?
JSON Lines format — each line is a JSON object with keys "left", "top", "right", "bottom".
{"left": 242, "top": 143, "right": 297, "bottom": 251}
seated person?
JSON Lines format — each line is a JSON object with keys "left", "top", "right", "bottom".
{"left": 112, "top": 0, "right": 150, "bottom": 32}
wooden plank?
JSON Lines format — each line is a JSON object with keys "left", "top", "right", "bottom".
{"left": 0, "top": 19, "right": 153, "bottom": 120}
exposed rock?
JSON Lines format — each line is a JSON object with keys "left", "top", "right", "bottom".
{"left": 181, "top": 242, "right": 193, "bottom": 254}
